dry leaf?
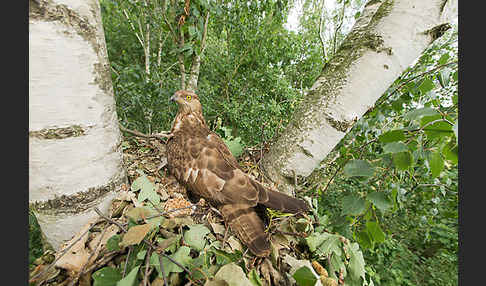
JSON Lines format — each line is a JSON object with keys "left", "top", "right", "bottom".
{"left": 225, "top": 236, "right": 243, "bottom": 252}
{"left": 120, "top": 224, "right": 152, "bottom": 247}
{"left": 87, "top": 224, "right": 119, "bottom": 263}
{"left": 210, "top": 222, "right": 226, "bottom": 235}
{"left": 55, "top": 221, "right": 94, "bottom": 273}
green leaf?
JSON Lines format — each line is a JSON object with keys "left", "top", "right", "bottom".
{"left": 156, "top": 235, "right": 181, "bottom": 253}
{"left": 305, "top": 232, "right": 342, "bottom": 256}
{"left": 428, "top": 152, "right": 444, "bottom": 178}
{"left": 342, "top": 194, "right": 366, "bottom": 216}
{"left": 404, "top": 107, "right": 439, "bottom": 121}
{"left": 151, "top": 246, "right": 192, "bottom": 277}
{"left": 248, "top": 268, "right": 263, "bottom": 286}
{"left": 106, "top": 235, "right": 122, "bottom": 252}
{"left": 188, "top": 26, "right": 196, "bottom": 37}
{"left": 392, "top": 152, "right": 413, "bottom": 171}
{"left": 184, "top": 224, "right": 210, "bottom": 251}
{"left": 293, "top": 266, "right": 318, "bottom": 286}
{"left": 343, "top": 160, "right": 374, "bottom": 178}
{"left": 136, "top": 250, "right": 147, "bottom": 260}
{"left": 93, "top": 267, "right": 122, "bottom": 286}
{"left": 138, "top": 184, "right": 160, "bottom": 205}
{"left": 438, "top": 53, "right": 450, "bottom": 65}
{"left": 442, "top": 141, "right": 458, "bottom": 164}
{"left": 211, "top": 248, "right": 242, "bottom": 265}
{"left": 418, "top": 78, "right": 435, "bottom": 94}
{"left": 347, "top": 243, "right": 366, "bottom": 281}
{"left": 378, "top": 130, "right": 405, "bottom": 143}
{"left": 367, "top": 192, "right": 392, "bottom": 212}
{"left": 366, "top": 221, "right": 385, "bottom": 243}
{"left": 116, "top": 265, "right": 139, "bottom": 286}
{"left": 131, "top": 172, "right": 160, "bottom": 205}
{"left": 356, "top": 231, "right": 373, "bottom": 249}
{"left": 223, "top": 137, "right": 244, "bottom": 158}
{"left": 130, "top": 171, "right": 151, "bottom": 192}
{"left": 214, "top": 263, "right": 253, "bottom": 286}
{"left": 424, "top": 121, "right": 453, "bottom": 140}
{"left": 383, "top": 142, "right": 408, "bottom": 154}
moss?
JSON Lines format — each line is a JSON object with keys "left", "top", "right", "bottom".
{"left": 30, "top": 177, "right": 125, "bottom": 215}
{"left": 29, "top": 210, "right": 44, "bottom": 266}
{"left": 29, "top": 125, "right": 86, "bottom": 139}
{"left": 424, "top": 23, "right": 452, "bottom": 41}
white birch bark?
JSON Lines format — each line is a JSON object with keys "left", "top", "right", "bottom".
{"left": 261, "top": 0, "right": 457, "bottom": 195}
{"left": 29, "top": 0, "right": 126, "bottom": 250}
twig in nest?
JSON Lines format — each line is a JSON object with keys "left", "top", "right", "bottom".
{"left": 158, "top": 250, "right": 169, "bottom": 286}
{"left": 83, "top": 251, "right": 119, "bottom": 274}
{"left": 142, "top": 248, "right": 152, "bottom": 286}
{"left": 123, "top": 246, "right": 133, "bottom": 277}
{"left": 119, "top": 123, "right": 172, "bottom": 140}
{"left": 29, "top": 219, "right": 102, "bottom": 282}
{"left": 68, "top": 224, "right": 110, "bottom": 286}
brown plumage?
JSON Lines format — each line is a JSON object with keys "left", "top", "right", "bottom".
{"left": 166, "top": 90, "right": 309, "bottom": 257}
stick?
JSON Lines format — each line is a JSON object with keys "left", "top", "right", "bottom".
{"left": 119, "top": 123, "right": 172, "bottom": 139}
{"left": 142, "top": 247, "right": 152, "bottom": 286}
{"left": 29, "top": 219, "right": 101, "bottom": 282}
{"left": 158, "top": 251, "right": 169, "bottom": 286}
{"left": 123, "top": 246, "right": 132, "bottom": 278}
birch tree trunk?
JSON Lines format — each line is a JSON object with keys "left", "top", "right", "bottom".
{"left": 261, "top": 0, "right": 457, "bottom": 195}
{"left": 29, "top": 0, "right": 127, "bottom": 250}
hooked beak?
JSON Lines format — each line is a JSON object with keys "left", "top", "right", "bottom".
{"left": 170, "top": 94, "right": 176, "bottom": 102}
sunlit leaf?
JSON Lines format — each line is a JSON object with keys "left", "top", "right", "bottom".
{"left": 293, "top": 266, "right": 318, "bottom": 286}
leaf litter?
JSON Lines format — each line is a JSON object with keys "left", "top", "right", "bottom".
{"left": 29, "top": 135, "right": 352, "bottom": 286}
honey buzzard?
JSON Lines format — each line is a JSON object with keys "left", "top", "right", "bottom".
{"left": 166, "top": 90, "right": 309, "bottom": 257}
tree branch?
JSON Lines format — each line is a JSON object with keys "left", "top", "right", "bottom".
{"left": 332, "top": 0, "right": 346, "bottom": 55}
{"left": 318, "top": 0, "right": 327, "bottom": 61}
{"left": 119, "top": 123, "right": 172, "bottom": 139}
{"left": 123, "top": 9, "right": 145, "bottom": 49}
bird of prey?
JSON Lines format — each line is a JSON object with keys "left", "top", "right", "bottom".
{"left": 166, "top": 90, "right": 309, "bottom": 257}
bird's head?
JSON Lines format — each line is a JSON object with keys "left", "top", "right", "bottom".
{"left": 170, "top": 90, "right": 203, "bottom": 114}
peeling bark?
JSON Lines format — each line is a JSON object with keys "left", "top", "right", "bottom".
{"left": 260, "top": 0, "right": 457, "bottom": 195}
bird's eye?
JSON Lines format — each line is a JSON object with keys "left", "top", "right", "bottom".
{"left": 186, "top": 95, "right": 191, "bottom": 101}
